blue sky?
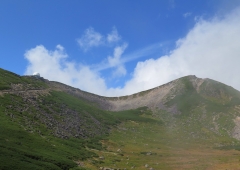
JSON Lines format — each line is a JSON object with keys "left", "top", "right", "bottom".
{"left": 1, "top": 0, "right": 240, "bottom": 96}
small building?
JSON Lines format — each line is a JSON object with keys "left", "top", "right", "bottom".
{"left": 32, "top": 72, "right": 40, "bottom": 77}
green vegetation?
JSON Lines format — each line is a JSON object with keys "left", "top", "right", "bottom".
{"left": 0, "top": 68, "right": 48, "bottom": 90}
{"left": 166, "top": 77, "right": 205, "bottom": 117}
{"left": 0, "top": 92, "right": 159, "bottom": 170}
{"left": 43, "top": 91, "right": 118, "bottom": 127}
{"left": 0, "top": 93, "right": 103, "bottom": 170}
{"left": 0, "top": 118, "right": 85, "bottom": 170}
{"left": 166, "top": 77, "right": 240, "bottom": 117}
{"left": 200, "top": 79, "right": 240, "bottom": 106}
{"left": 109, "top": 107, "right": 161, "bottom": 124}
{"left": 0, "top": 68, "right": 22, "bottom": 90}
{"left": 0, "top": 70, "right": 159, "bottom": 170}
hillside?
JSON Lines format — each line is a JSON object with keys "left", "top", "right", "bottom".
{"left": 1, "top": 68, "right": 240, "bottom": 169}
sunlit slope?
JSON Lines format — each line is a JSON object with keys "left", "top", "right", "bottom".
{"left": 164, "top": 76, "right": 240, "bottom": 140}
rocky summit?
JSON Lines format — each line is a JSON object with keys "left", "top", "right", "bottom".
{"left": 1, "top": 67, "right": 240, "bottom": 170}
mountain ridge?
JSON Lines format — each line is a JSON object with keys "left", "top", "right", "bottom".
{"left": 0, "top": 72, "right": 208, "bottom": 111}
{"left": 44, "top": 74, "right": 240, "bottom": 113}
{"left": 2, "top": 67, "right": 240, "bottom": 113}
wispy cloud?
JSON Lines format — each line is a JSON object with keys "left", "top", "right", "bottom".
{"left": 107, "top": 43, "right": 128, "bottom": 77}
{"left": 183, "top": 12, "right": 191, "bottom": 18}
{"left": 76, "top": 27, "right": 126, "bottom": 78}
{"left": 77, "top": 27, "right": 103, "bottom": 51}
{"left": 107, "top": 27, "right": 121, "bottom": 43}
{"left": 77, "top": 27, "right": 121, "bottom": 51}
{"left": 93, "top": 42, "right": 167, "bottom": 72}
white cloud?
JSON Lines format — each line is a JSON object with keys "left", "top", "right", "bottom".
{"left": 107, "top": 43, "right": 128, "bottom": 77}
{"left": 77, "top": 27, "right": 121, "bottom": 51}
{"left": 93, "top": 43, "right": 164, "bottom": 72}
{"left": 113, "top": 65, "right": 127, "bottom": 77}
{"left": 118, "top": 7, "right": 240, "bottom": 95}
{"left": 77, "top": 27, "right": 103, "bottom": 51}
{"left": 25, "top": 7, "right": 240, "bottom": 97}
{"left": 107, "top": 27, "right": 121, "bottom": 43}
{"left": 108, "top": 44, "right": 127, "bottom": 67}
{"left": 24, "top": 45, "right": 108, "bottom": 95}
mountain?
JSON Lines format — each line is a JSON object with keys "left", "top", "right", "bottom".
{"left": 1, "top": 68, "right": 240, "bottom": 170}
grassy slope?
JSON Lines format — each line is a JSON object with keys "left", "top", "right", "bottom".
{"left": 0, "top": 92, "right": 112, "bottom": 170}
{"left": 0, "top": 92, "right": 162, "bottom": 170}
{"left": 0, "top": 69, "right": 109, "bottom": 169}
{"left": 0, "top": 69, "right": 160, "bottom": 169}
{"left": 0, "top": 68, "right": 48, "bottom": 90}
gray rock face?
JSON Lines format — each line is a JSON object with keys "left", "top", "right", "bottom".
{"left": 232, "top": 116, "right": 240, "bottom": 140}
